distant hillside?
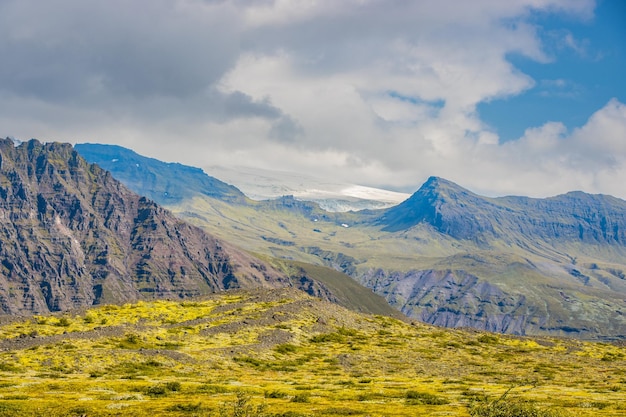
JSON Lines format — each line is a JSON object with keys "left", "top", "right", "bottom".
{"left": 176, "top": 177, "right": 626, "bottom": 339}
{"left": 75, "top": 143, "right": 246, "bottom": 206}
{"left": 379, "top": 176, "right": 626, "bottom": 244}
{"left": 77, "top": 143, "right": 410, "bottom": 212}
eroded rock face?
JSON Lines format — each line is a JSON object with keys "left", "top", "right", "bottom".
{"left": 361, "top": 268, "right": 537, "bottom": 335}
{"left": 0, "top": 139, "right": 288, "bottom": 314}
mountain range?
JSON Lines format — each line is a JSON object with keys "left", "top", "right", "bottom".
{"left": 75, "top": 144, "right": 409, "bottom": 212}
{"left": 74, "top": 143, "right": 626, "bottom": 340}
{"left": 2, "top": 139, "right": 624, "bottom": 339}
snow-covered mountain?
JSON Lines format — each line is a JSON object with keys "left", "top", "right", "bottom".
{"left": 204, "top": 166, "right": 410, "bottom": 212}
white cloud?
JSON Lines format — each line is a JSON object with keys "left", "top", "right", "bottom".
{"left": 461, "top": 99, "right": 626, "bottom": 197}
{"left": 3, "top": 0, "right": 624, "bottom": 200}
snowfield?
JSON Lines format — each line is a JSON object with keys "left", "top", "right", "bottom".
{"left": 205, "top": 165, "right": 410, "bottom": 212}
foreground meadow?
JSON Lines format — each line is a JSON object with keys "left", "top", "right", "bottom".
{"left": 0, "top": 288, "right": 624, "bottom": 416}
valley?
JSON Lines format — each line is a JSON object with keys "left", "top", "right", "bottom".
{"left": 75, "top": 143, "right": 626, "bottom": 340}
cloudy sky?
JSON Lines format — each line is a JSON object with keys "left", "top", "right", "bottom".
{"left": 1, "top": 0, "right": 625, "bottom": 198}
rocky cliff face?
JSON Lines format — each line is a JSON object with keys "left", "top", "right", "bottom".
{"left": 360, "top": 268, "right": 542, "bottom": 335}
{"left": 0, "top": 139, "right": 288, "bottom": 314}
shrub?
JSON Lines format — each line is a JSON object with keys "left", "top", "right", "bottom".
{"left": 469, "top": 389, "right": 568, "bottom": 417}
{"left": 145, "top": 384, "right": 168, "bottom": 396}
{"left": 165, "top": 381, "right": 182, "bottom": 391}
{"left": 117, "top": 333, "right": 144, "bottom": 349}
{"left": 146, "top": 381, "right": 182, "bottom": 396}
{"left": 0, "top": 403, "right": 21, "bottom": 416}
{"left": 158, "top": 341, "right": 184, "bottom": 349}
{"left": 405, "top": 390, "right": 449, "bottom": 405}
{"left": 3, "top": 395, "right": 28, "bottom": 400}
{"left": 469, "top": 400, "right": 567, "bottom": 417}
{"left": 601, "top": 352, "right": 624, "bottom": 362}
{"left": 337, "top": 327, "right": 358, "bottom": 337}
{"left": 56, "top": 317, "right": 71, "bottom": 327}
{"left": 265, "top": 390, "right": 288, "bottom": 399}
{"left": 220, "top": 391, "right": 267, "bottom": 417}
{"left": 310, "top": 333, "right": 344, "bottom": 343}
{"left": 477, "top": 334, "right": 499, "bottom": 344}
{"left": 275, "top": 343, "right": 299, "bottom": 354}
{"left": 69, "top": 406, "right": 90, "bottom": 415}
{"left": 0, "top": 362, "right": 20, "bottom": 372}
{"left": 291, "top": 394, "right": 310, "bottom": 403}
{"left": 234, "top": 356, "right": 265, "bottom": 367}
{"left": 108, "top": 359, "right": 163, "bottom": 377}
{"left": 197, "top": 384, "right": 230, "bottom": 394}
{"left": 357, "top": 392, "right": 386, "bottom": 401}
{"left": 166, "top": 402, "right": 203, "bottom": 412}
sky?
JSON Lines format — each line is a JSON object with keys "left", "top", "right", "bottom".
{"left": 1, "top": 0, "right": 625, "bottom": 198}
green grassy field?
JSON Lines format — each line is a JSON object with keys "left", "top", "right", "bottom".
{"left": 0, "top": 288, "right": 624, "bottom": 416}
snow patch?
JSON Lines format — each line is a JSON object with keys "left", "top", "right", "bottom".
{"left": 205, "top": 165, "right": 410, "bottom": 212}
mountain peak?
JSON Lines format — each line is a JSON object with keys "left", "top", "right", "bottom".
{"left": 378, "top": 176, "right": 495, "bottom": 238}
{"left": 416, "top": 176, "right": 476, "bottom": 198}
{"left": 421, "top": 175, "right": 453, "bottom": 188}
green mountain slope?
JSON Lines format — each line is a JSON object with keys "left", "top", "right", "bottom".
{"left": 75, "top": 144, "right": 626, "bottom": 340}
{"left": 172, "top": 193, "right": 626, "bottom": 339}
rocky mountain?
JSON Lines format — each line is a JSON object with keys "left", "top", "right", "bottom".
{"left": 72, "top": 143, "right": 626, "bottom": 339}
{"left": 0, "top": 139, "right": 290, "bottom": 314}
{"left": 379, "top": 176, "right": 626, "bottom": 244}
{"left": 363, "top": 178, "right": 626, "bottom": 338}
